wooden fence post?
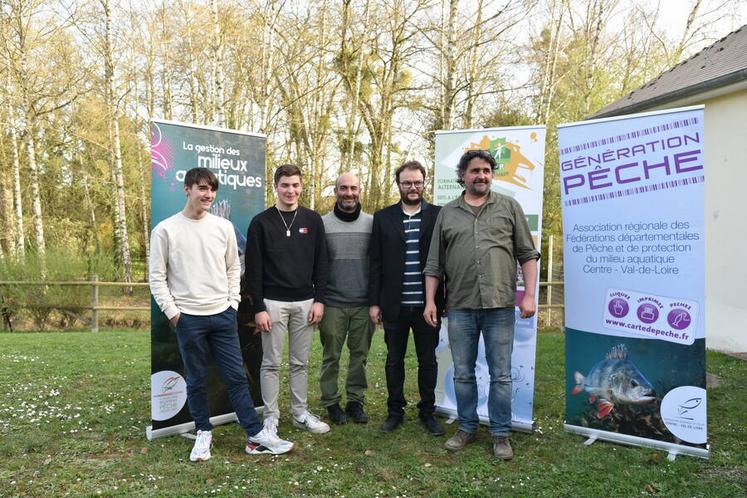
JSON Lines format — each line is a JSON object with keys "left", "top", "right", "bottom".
{"left": 91, "top": 275, "right": 99, "bottom": 333}
{"left": 547, "top": 235, "right": 554, "bottom": 326}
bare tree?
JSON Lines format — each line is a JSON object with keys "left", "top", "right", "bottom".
{"left": 100, "top": 0, "right": 133, "bottom": 283}
{"left": 336, "top": 0, "right": 427, "bottom": 209}
{"left": 273, "top": 0, "right": 340, "bottom": 209}
{"left": 211, "top": 0, "right": 226, "bottom": 127}
{"left": 339, "top": 0, "right": 369, "bottom": 173}
{"left": 2, "top": 0, "right": 85, "bottom": 262}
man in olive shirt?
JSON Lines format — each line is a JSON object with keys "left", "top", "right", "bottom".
{"left": 423, "top": 150, "right": 539, "bottom": 460}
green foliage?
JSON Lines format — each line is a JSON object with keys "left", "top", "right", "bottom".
{"left": 0, "top": 249, "right": 123, "bottom": 330}
{"left": 482, "top": 104, "right": 534, "bottom": 129}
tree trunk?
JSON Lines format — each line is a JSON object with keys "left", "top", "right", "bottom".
{"left": 259, "top": 0, "right": 279, "bottom": 135}
{"left": 81, "top": 172, "right": 100, "bottom": 254}
{"left": 672, "top": 0, "right": 703, "bottom": 63}
{"left": 25, "top": 128, "right": 46, "bottom": 258}
{"left": 212, "top": 0, "right": 225, "bottom": 127}
{"left": 185, "top": 3, "right": 199, "bottom": 124}
{"left": 581, "top": 0, "right": 607, "bottom": 116}
{"left": 341, "top": 0, "right": 369, "bottom": 173}
{"left": 104, "top": 0, "right": 133, "bottom": 284}
{"left": 440, "top": 0, "right": 458, "bottom": 130}
{"left": 537, "top": 0, "right": 565, "bottom": 123}
{"left": 463, "top": 0, "right": 484, "bottom": 128}
{"left": 5, "top": 72, "right": 24, "bottom": 259}
{"left": 137, "top": 141, "right": 149, "bottom": 269}
{"left": 0, "top": 151, "right": 12, "bottom": 259}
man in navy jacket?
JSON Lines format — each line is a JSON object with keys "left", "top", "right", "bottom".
{"left": 368, "top": 160, "right": 445, "bottom": 436}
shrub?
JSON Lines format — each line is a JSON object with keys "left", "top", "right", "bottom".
{"left": 0, "top": 249, "right": 122, "bottom": 331}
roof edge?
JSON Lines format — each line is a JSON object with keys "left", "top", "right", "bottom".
{"left": 589, "top": 68, "right": 747, "bottom": 119}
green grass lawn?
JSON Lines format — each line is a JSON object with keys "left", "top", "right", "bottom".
{"left": 0, "top": 329, "right": 744, "bottom": 497}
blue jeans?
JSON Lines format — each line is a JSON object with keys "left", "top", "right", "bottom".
{"left": 447, "top": 307, "right": 514, "bottom": 437}
{"left": 175, "top": 307, "right": 263, "bottom": 437}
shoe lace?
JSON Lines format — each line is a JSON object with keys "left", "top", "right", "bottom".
{"left": 304, "top": 412, "right": 320, "bottom": 424}
{"left": 195, "top": 431, "right": 211, "bottom": 449}
{"left": 257, "top": 428, "right": 279, "bottom": 444}
{"left": 265, "top": 417, "right": 278, "bottom": 433}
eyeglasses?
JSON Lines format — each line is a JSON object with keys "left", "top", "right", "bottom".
{"left": 399, "top": 181, "right": 424, "bottom": 189}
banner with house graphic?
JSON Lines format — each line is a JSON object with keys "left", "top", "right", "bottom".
{"left": 558, "top": 106, "right": 708, "bottom": 459}
{"left": 147, "top": 120, "right": 266, "bottom": 439}
{"left": 433, "top": 126, "right": 546, "bottom": 431}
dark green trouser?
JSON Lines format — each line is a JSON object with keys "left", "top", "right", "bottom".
{"left": 318, "top": 305, "right": 375, "bottom": 407}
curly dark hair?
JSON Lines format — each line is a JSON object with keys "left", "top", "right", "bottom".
{"left": 456, "top": 150, "right": 496, "bottom": 186}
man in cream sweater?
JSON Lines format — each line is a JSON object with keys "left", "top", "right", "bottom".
{"left": 149, "top": 167, "right": 293, "bottom": 461}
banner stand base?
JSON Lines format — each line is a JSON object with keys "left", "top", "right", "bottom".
{"left": 436, "top": 406, "right": 534, "bottom": 433}
{"left": 565, "top": 424, "right": 709, "bottom": 460}
{"left": 583, "top": 435, "right": 598, "bottom": 446}
{"left": 146, "top": 407, "right": 265, "bottom": 441}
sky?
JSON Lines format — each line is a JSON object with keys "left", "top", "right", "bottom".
{"left": 638, "top": 0, "right": 746, "bottom": 49}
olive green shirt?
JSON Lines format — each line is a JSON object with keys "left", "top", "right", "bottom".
{"left": 424, "top": 191, "right": 539, "bottom": 309}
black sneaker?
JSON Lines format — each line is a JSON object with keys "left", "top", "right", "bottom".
{"left": 345, "top": 401, "right": 369, "bottom": 424}
{"left": 379, "top": 415, "right": 403, "bottom": 433}
{"left": 326, "top": 403, "right": 347, "bottom": 425}
{"left": 419, "top": 414, "right": 444, "bottom": 436}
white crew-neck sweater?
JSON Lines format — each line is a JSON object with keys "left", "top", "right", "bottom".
{"left": 149, "top": 212, "right": 240, "bottom": 319}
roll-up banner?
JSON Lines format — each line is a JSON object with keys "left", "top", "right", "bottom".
{"left": 147, "top": 120, "right": 266, "bottom": 440}
{"left": 558, "top": 106, "right": 708, "bottom": 459}
{"left": 433, "top": 126, "right": 546, "bottom": 431}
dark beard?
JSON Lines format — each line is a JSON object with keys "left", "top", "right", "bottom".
{"left": 336, "top": 200, "right": 358, "bottom": 213}
{"left": 401, "top": 195, "right": 421, "bottom": 206}
{"left": 469, "top": 182, "right": 490, "bottom": 197}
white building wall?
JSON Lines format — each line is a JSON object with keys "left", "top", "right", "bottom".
{"left": 624, "top": 87, "right": 747, "bottom": 352}
{"left": 702, "top": 89, "right": 747, "bottom": 352}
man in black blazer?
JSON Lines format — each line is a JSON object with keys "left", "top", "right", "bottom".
{"left": 368, "top": 160, "right": 445, "bottom": 436}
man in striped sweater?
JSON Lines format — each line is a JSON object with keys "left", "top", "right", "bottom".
{"left": 368, "top": 161, "right": 445, "bottom": 436}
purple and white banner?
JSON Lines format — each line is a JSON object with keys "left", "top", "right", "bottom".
{"left": 559, "top": 106, "right": 708, "bottom": 459}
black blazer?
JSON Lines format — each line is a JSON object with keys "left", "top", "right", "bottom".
{"left": 368, "top": 201, "right": 445, "bottom": 322}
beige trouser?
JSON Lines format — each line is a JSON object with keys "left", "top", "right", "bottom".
{"left": 260, "top": 298, "right": 314, "bottom": 420}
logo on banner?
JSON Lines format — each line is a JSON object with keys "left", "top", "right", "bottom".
{"left": 151, "top": 123, "right": 172, "bottom": 179}
{"left": 151, "top": 370, "right": 188, "bottom": 421}
{"left": 603, "top": 288, "right": 698, "bottom": 345}
{"left": 559, "top": 118, "right": 703, "bottom": 207}
{"left": 465, "top": 135, "right": 537, "bottom": 190}
{"left": 660, "top": 386, "right": 707, "bottom": 444}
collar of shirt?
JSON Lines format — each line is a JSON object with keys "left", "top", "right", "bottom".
{"left": 400, "top": 202, "right": 423, "bottom": 217}
{"left": 456, "top": 190, "right": 497, "bottom": 214}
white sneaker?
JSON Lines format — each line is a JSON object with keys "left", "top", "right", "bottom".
{"left": 246, "top": 427, "right": 294, "bottom": 455}
{"left": 189, "top": 430, "right": 212, "bottom": 462}
{"left": 263, "top": 416, "right": 279, "bottom": 436}
{"left": 292, "top": 411, "right": 330, "bottom": 434}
